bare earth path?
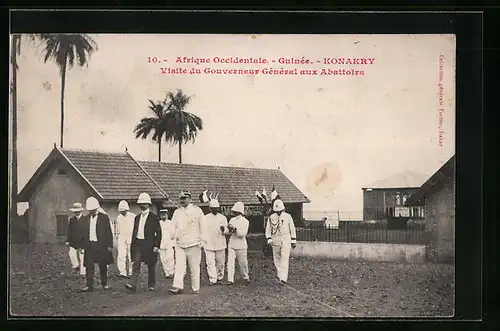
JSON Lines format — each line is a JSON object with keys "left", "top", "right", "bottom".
{"left": 10, "top": 244, "right": 454, "bottom": 317}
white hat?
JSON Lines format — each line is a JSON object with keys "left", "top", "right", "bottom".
{"left": 137, "top": 192, "right": 152, "bottom": 204}
{"left": 273, "top": 199, "right": 285, "bottom": 212}
{"left": 85, "top": 197, "right": 100, "bottom": 211}
{"left": 179, "top": 191, "right": 192, "bottom": 198}
{"left": 231, "top": 201, "right": 245, "bottom": 214}
{"left": 69, "top": 202, "right": 84, "bottom": 212}
{"left": 118, "top": 200, "right": 130, "bottom": 212}
{"left": 209, "top": 199, "right": 220, "bottom": 208}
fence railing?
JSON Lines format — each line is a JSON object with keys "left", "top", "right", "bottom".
{"left": 296, "top": 220, "right": 428, "bottom": 245}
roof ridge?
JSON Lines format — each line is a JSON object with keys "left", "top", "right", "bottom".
{"left": 61, "top": 147, "right": 128, "bottom": 156}
{"left": 138, "top": 160, "right": 279, "bottom": 171}
{"left": 57, "top": 147, "right": 104, "bottom": 199}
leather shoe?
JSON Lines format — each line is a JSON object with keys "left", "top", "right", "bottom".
{"left": 169, "top": 288, "right": 183, "bottom": 294}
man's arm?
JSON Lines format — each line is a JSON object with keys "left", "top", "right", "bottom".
{"left": 235, "top": 219, "right": 249, "bottom": 238}
{"left": 104, "top": 215, "right": 114, "bottom": 248}
{"left": 265, "top": 217, "right": 272, "bottom": 243}
{"left": 288, "top": 214, "right": 297, "bottom": 244}
{"left": 66, "top": 218, "right": 73, "bottom": 245}
{"left": 154, "top": 215, "right": 162, "bottom": 249}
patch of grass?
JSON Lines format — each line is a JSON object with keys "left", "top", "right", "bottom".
{"left": 9, "top": 244, "right": 454, "bottom": 317}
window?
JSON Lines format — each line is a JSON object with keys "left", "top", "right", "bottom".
{"left": 56, "top": 214, "right": 69, "bottom": 237}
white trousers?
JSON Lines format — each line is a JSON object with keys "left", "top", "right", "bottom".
{"left": 116, "top": 238, "right": 132, "bottom": 276}
{"left": 272, "top": 244, "right": 291, "bottom": 282}
{"left": 159, "top": 246, "right": 175, "bottom": 277}
{"left": 227, "top": 248, "right": 249, "bottom": 282}
{"left": 173, "top": 245, "right": 202, "bottom": 291}
{"left": 68, "top": 247, "right": 86, "bottom": 275}
{"left": 204, "top": 249, "right": 226, "bottom": 283}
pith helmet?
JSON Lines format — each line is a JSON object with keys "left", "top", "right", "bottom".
{"left": 273, "top": 199, "right": 285, "bottom": 212}
{"left": 85, "top": 197, "right": 100, "bottom": 211}
{"left": 137, "top": 192, "right": 152, "bottom": 204}
{"left": 118, "top": 200, "right": 130, "bottom": 212}
{"left": 231, "top": 201, "right": 245, "bottom": 214}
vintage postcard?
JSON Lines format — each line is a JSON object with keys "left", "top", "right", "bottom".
{"left": 9, "top": 33, "right": 456, "bottom": 317}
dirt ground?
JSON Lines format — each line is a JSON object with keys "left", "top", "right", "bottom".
{"left": 9, "top": 244, "right": 454, "bottom": 317}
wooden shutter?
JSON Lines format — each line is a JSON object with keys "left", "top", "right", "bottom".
{"left": 56, "top": 214, "right": 69, "bottom": 237}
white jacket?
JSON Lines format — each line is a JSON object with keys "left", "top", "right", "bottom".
{"left": 172, "top": 203, "right": 205, "bottom": 249}
{"left": 225, "top": 215, "right": 249, "bottom": 250}
{"left": 265, "top": 212, "right": 297, "bottom": 246}
{"left": 115, "top": 212, "right": 136, "bottom": 244}
{"left": 160, "top": 219, "right": 175, "bottom": 249}
{"left": 202, "top": 213, "right": 228, "bottom": 251}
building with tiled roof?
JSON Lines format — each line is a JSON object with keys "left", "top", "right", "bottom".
{"left": 18, "top": 146, "right": 310, "bottom": 243}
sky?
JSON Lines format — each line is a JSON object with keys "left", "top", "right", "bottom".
{"left": 10, "top": 34, "right": 456, "bottom": 217}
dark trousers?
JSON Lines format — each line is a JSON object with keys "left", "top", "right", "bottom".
{"left": 85, "top": 242, "right": 108, "bottom": 289}
{"left": 130, "top": 239, "right": 156, "bottom": 288}
{"left": 86, "top": 263, "right": 108, "bottom": 289}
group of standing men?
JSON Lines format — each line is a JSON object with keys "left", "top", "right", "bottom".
{"left": 65, "top": 190, "right": 297, "bottom": 294}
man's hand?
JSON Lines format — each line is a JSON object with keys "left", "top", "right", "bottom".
{"left": 153, "top": 247, "right": 159, "bottom": 253}
{"left": 220, "top": 225, "right": 225, "bottom": 232}
{"left": 267, "top": 239, "right": 273, "bottom": 245}
{"left": 65, "top": 242, "right": 70, "bottom": 247}
{"left": 107, "top": 247, "right": 113, "bottom": 252}
{"left": 291, "top": 243, "right": 296, "bottom": 249}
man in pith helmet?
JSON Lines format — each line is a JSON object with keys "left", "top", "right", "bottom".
{"left": 224, "top": 201, "right": 250, "bottom": 285}
{"left": 266, "top": 199, "right": 297, "bottom": 285}
{"left": 203, "top": 196, "right": 228, "bottom": 285}
{"left": 169, "top": 191, "right": 205, "bottom": 295}
{"left": 125, "top": 192, "right": 162, "bottom": 292}
{"left": 115, "top": 200, "right": 135, "bottom": 278}
{"left": 80, "top": 197, "right": 114, "bottom": 292}
{"left": 65, "top": 202, "right": 86, "bottom": 276}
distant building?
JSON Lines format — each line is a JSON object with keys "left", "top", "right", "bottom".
{"left": 406, "top": 155, "right": 455, "bottom": 264}
{"left": 361, "top": 171, "right": 428, "bottom": 221}
{"left": 17, "top": 146, "right": 310, "bottom": 244}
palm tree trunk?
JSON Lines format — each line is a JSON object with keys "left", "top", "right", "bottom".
{"left": 178, "top": 136, "right": 182, "bottom": 164}
{"left": 60, "top": 57, "right": 67, "bottom": 148}
{"left": 11, "top": 35, "right": 19, "bottom": 218}
{"left": 158, "top": 139, "right": 162, "bottom": 162}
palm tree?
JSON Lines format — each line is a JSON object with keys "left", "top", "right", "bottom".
{"left": 134, "top": 89, "right": 203, "bottom": 163}
{"left": 38, "top": 34, "right": 97, "bottom": 148}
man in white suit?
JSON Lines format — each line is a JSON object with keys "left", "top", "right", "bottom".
{"left": 115, "top": 200, "right": 135, "bottom": 278}
{"left": 202, "top": 198, "right": 228, "bottom": 285}
{"left": 169, "top": 191, "right": 205, "bottom": 295}
{"left": 265, "top": 199, "right": 297, "bottom": 285}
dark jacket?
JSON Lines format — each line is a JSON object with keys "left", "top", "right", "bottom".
{"left": 130, "top": 212, "right": 162, "bottom": 265}
{"left": 66, "top": 216, "right": 86, "bottom": 249}
{"left": 82, "top": 212, "right": 114, "bottom": 267}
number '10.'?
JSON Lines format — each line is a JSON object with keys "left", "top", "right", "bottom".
{"left": 148, "top": 57, "right": 158, "bottom": 63}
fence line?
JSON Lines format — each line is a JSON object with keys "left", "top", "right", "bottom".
{"left": 296, "top": 221, "right": 428, "bottom": 245}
